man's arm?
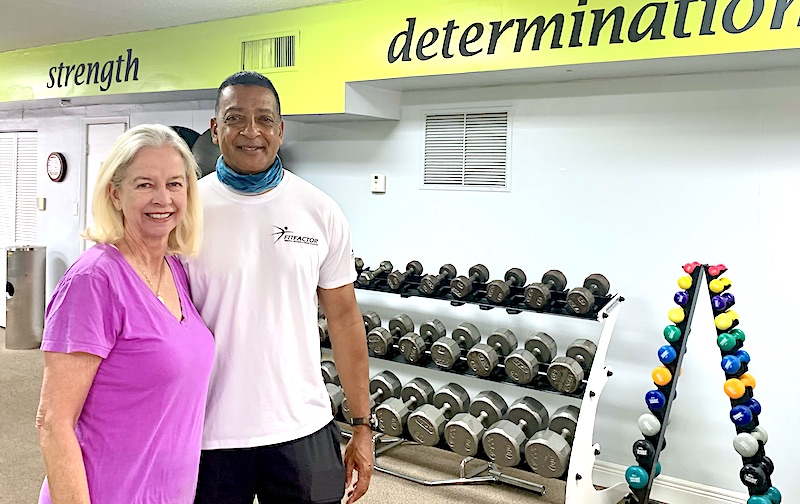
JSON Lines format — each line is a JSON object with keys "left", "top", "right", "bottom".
{"left": 318, "top": 283, "right": 373, "bottom": 503}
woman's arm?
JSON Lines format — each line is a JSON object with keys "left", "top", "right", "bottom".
{"left": 36, "top": 351, "right": 102, "bottom": 504}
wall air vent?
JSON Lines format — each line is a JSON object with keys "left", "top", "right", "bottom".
{"left": 242, "top": 34, "right": 297, "bottom": 71}
{"left": 422, "top": 111, "right": 509, "bottom": 191}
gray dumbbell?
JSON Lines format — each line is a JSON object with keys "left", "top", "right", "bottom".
{"left": 398, "top": 318, "right": 446, "bottom": 364}
{"left": 524, "top": 405, "right": 580, "bottom": 478}
{"left": 341, "top": 370, "right": 402, "bottom": 423}
{"left": 374, "top": 378, "right": 435, "bottom": 437}
{"left": 367, "top": 314, "right": 415, "bottom": 357}
{"left": 450, "top": 264, "right": 490, "bottom": 299}
{"left": 524, "top": 270, "right": 568, "bottom": 309}
{"left": 503, "top": 332, "right": 557, "bottom": 385}
{"left": 362, "top": 310, "right": 381, "bottom": 333}
{"left": 467, "top": 328, "right": 518, "bottom": 377}
{"left": 318, "top": 318, "right": 329, "bottom": 343}
{"left": 387, "top": 260, "right": 423, "bottom": 290}
{"left": 419, "top": 264, "right": 457, "bottom": 296}
{"left": 321, "top": 361, "right": 339, "bottom": 385}
{"left": 445, "top": 391, "right": 508, "bottom": 457}
{"left": 327, "top": 382, "right": 344, "bottom": 418}
{"left": 407, "top": 383, "right": 471, "bottom": 446}
{"left": 482, "top": 397, "right": 549, "bottom": 467}
{"left": 430, "top": 322, "right": 481, "bottom": 370}
{"left": 546, "top": 339, "right": 597, "bottom": 394}
{"left": 354, "top": 257, "right": 364, "bottom": 275}
{"left": 486, "top": 268, "right": 527, "bottom": 304}
{"left": 357, "top": 260, "right": 393, "bottom": 286}
{"left": 566, "top": 274, "right": 611, "bottom": 315}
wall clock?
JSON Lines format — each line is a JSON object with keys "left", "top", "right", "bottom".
{"left": 46, "top": 152, "right": 67, "bottom": 182}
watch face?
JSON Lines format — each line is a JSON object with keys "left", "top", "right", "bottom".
{"left": 47, "top": 152, "right": 66, "bottom": 182}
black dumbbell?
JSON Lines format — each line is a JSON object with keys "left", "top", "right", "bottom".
{"left": 341, "top": 370, "right": 402, "bottom": 424}
{"left": 547, "top": 339, "right": 597, "bottom": 394}
{"left": 430, "top": 322, "right": 481, "bottom": 370}
{"left": 362, "top": 310, "right": 381, "bottom": 333}
{"left": 632, "top": 438, "right": 667, "bottom": 468}
{"left": 387, "top": 260, "right": 423, "bottom": 290}
{"left": 321, "top": 361, "right": 339, "bottom": 385}
{"left": 450, "top": 264, "right": 490, "bottom": 299}
{"left": 326, "top": 382, "right": 344, "bottom": 418}
{"left": 398, "top": 318, "right": 446, "bottom": 364}
{"left": 407, "top": 383, "right": 471, "bottom": 446}
{"left": 740, "top": 463, "right": 770, "bottom": 495}
{"left": 357, "top": 260, "right": 393, "bottom": 286}
{"left": 374, "top": 378, "right": 435, "bottom": 437}
{"left": 354, "top": 257, "right": 365, "bottom": 275}
{"left": 524, "top": 270, "right": 568, "bottom": 310}
{"left": 524, "top": 404, "right": 580, "bottom": 478}
{"left": 367, "top": 313, "right": 414, "bottom": 357}
{"left": 445, "top": 391, "right": 508, "bottom": 457}
{"left": 419, "top": 264, "right": 457, "bottom": 296}
{"left": 566, "top": 274, "right": 611, "bottom": 315}
{"left": 482, "top": 397, "right": 549, "bottom": 467}
{"left": 486, "top": 268, "right": 527, "bottom": 304}
{"left": 466, "top": 328, "right": 518, "bottom": 377}
{"left": 503, "top": 332, "right": 558, "bottom": 385}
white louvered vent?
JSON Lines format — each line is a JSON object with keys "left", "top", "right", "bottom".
{"left": 15, "top": 133, "right": 38, "bottom": 244}
{"left": 0, "top": 135, "right": 14, "bottom": 247}
{"left": 423, "top": 111, "right": 509, "bottom": 190}
{"left": 242, "top": 34, "right": 296, "bottom": 71}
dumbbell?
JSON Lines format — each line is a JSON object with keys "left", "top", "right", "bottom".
{"left": 524, "top": 404, "right": 580, "bottom": 478}
{"left": 357, "top": 260, "right": 393, "bottom": 286}
{"left": 482, "top": 396, "right": 549, "bottom": 467}
{"left": 321, "top": 361, "right": 339, "bottom": 385}
{"left": 486, "top": 268, "right": 527, "bottom": 304}
{"left": 362, "top": 310, "right": 381, "bottom": 333}
{"left": 566, "top": 274, "right": 611, "bottom": 315}
{"left": 398, "top": 318, "right": 446, "bottom": 364}
{"left": 503, "top": 332, "right": 558, "bottom": 385}
{"left": 419, "top": 264, "right": 457, "bottom": 296}
{"left": 407, "top": 383, "right": 471, "bottom": 446}
{"left": 524, "top": 270, "right": 568, "bottom": 309}
{"left": 367, "top": 313, "right": 414, "bottom": 357}
{"left": 354, "top": 257, "right": 364, "bottom": 274}
{"left": 466, "top": 328, "right": 518, "bottom": 377}
{"left": 430, "top": 322, "right": 481, "bottom": 370}
{"left": 374, "top": 377, "right": 434, "bottom": 437}
{"left": 547, "top": 339, "right": 597, "bottom": 393}
{"left": 450, "top": 264, "right": 490, "bottom": 299}
{"left": 318, "top": 318, "right": 329, "bottom": 344}
{"left": 387, "top": 260, "right": 423, "bottom": 290}
{"left": 340, "top": 370, "right": 402, "bottom": 424}
{"left": 632, "top": 437, "right": 667, "bottom": 469}
{"left": 326, "top": 382, "right": 344, "bottom": 418}
{"left": 445, "top": 391, "right": 508, "bottom": 457}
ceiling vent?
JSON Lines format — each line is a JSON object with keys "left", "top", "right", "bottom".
{"left": 242, "top": 34, "right": 297, "bottom": 71}
{"left": 422, "top": 111, "right": 510, "bottom": 191}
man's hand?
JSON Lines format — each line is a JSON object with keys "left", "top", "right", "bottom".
{"left": 343, "top": 426, "right": 374, "bottom": 503}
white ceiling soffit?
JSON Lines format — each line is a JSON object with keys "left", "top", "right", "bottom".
{"left": 0, "top": 0, "right": 343, "bottom": 54}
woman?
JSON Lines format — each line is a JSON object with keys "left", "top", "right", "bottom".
{"left": 35, "top": 124, "right": 214, "bottom": 504}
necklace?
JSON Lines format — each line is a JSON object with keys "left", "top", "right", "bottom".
{"left": 137, "top": 257, "right": 166, "bottom": 304}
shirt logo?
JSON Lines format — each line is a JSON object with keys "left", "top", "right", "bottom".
{"left": 273, "top": 226, "right": 319, "bottom": 246}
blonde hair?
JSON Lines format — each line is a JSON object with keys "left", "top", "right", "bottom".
{"left": 83, "top": 124, "right": 203, "bottom": 256}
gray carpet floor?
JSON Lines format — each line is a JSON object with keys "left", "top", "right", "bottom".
{"left": 0, "top": 327, "right": 567, "bottom": 503}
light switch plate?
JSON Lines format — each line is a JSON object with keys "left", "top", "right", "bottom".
{"left": 370, "top": 173, "right": 386, "bottom": 194}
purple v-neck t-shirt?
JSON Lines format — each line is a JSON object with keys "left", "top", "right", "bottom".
{"left": 39, "top": 243, "right": 214, "bottom": 504}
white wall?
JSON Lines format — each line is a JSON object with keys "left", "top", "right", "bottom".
{"left": 286, "top": 68, "right": 800, "bottom": 500}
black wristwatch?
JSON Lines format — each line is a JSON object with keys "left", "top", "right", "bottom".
{"left": 349, "top": 415, "right": 376, "bottom": 428}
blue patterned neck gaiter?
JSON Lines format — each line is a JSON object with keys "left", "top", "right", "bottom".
{"left": 216, "top": 155, "right": 283, "bottom": 194}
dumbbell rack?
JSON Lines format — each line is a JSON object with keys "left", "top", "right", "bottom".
{"left": 625, "top": 264, "right": 780, "bottom": 504}
{"left": 351, "top": 268, "right": 626, "bottom": 501}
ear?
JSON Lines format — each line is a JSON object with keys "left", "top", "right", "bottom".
{"left": 108, "top": 182, "right": 122, "bottom": 211}
{"left": 210, "top": 117, "right": 219, "bottom": 146}
{"left": 277, "top": 120, "right": 285, "bottom": 144}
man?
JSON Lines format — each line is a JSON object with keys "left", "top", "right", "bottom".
{"left": 185, "top": 71, "right": 373, "bottom": 504}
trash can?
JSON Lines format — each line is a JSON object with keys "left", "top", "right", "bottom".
{"left": 5, "top": 245, "right": 46, "bottom": 350}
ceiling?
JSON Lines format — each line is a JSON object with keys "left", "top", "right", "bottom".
{"left": 0, "top": 0, "right": 342, "bottom": 54}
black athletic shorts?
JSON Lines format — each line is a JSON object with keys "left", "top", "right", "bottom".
{"left": 194, "top": 419, "right": 346, "bottom": 504}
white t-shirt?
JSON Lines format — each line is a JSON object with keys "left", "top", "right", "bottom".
{"left": 184, "top": 170, "right": 355, "bottom": 449}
